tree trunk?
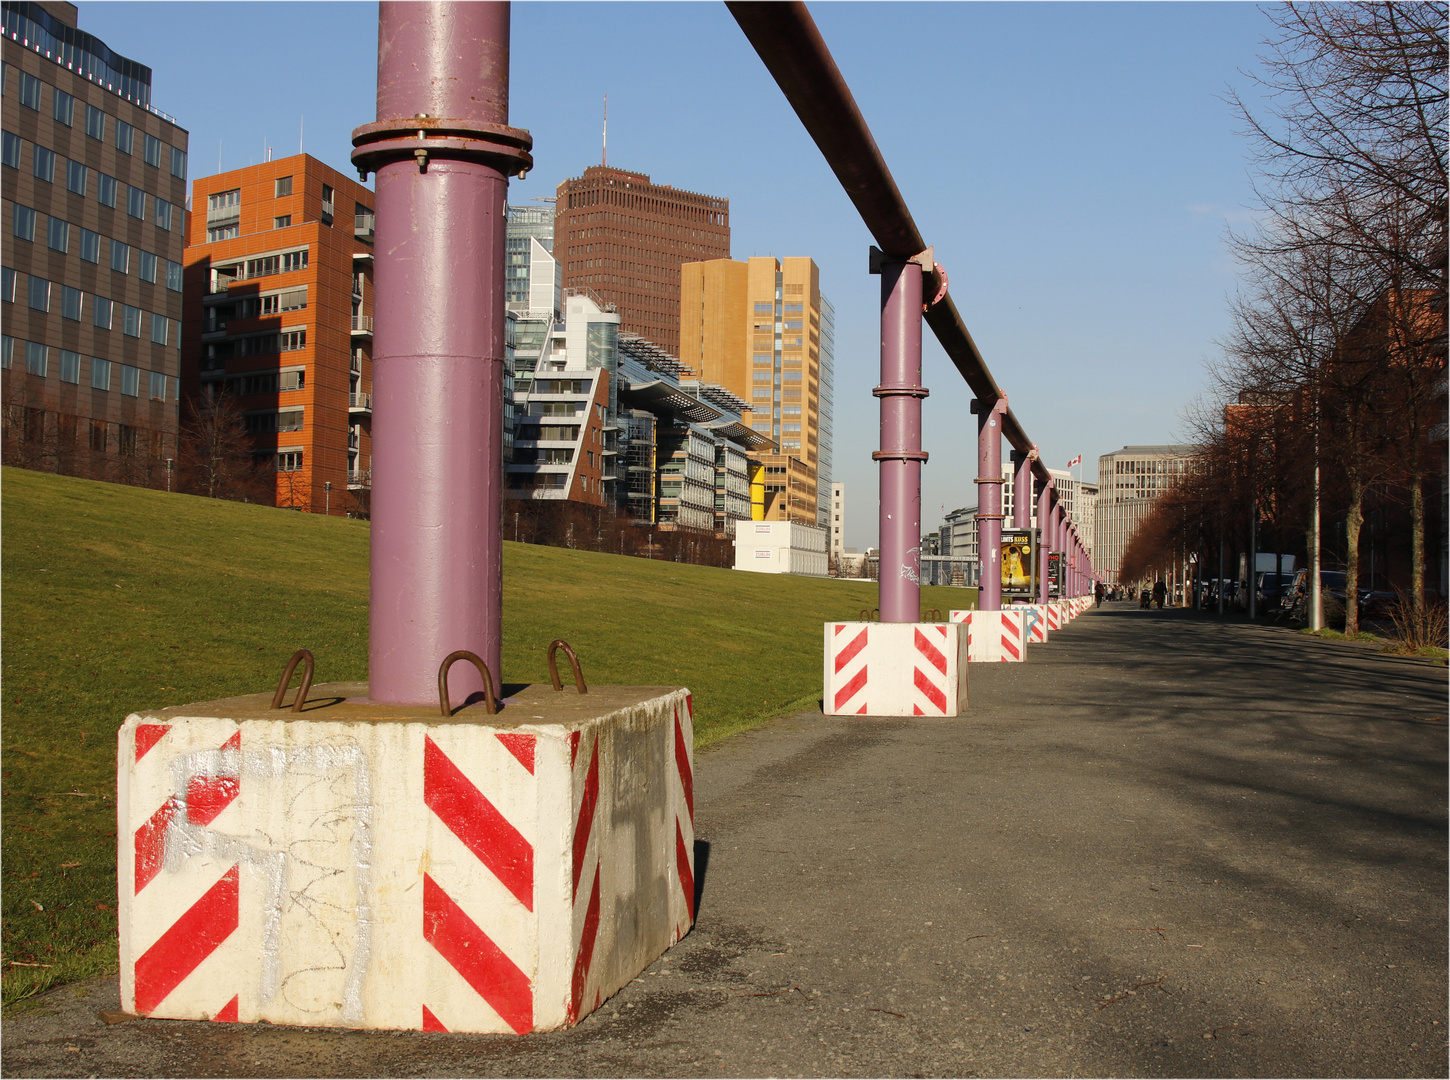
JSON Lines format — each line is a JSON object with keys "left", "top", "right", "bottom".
{"left": 1344, "top": 476, "right": 1364, "bottom": 635}
{"left": 1409, "top": 469, "right": 1424, "bottom": 620}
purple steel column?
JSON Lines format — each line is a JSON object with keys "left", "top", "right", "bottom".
{"left": 973, "top": 396, "right": 1008, "bottom": 611}
{"left": 873, "top": 252, "right": 927, "bottom": 623}
{"left": 1010, "top": 448, "right": 1033, "bottom": 530}
{"left": 1037, "top": 478, "right": 1053, "bottom": 605}
{"left": 353, "top": 2, "right": 532, "bottom": 704}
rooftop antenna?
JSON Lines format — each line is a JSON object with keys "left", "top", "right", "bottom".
{"left": 602, "top": 92, "right": 607, "bottom": 166}
{"left": 300, "top": 115, "right": 304, "bottom": 155}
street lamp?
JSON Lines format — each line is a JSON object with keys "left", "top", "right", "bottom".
{"left": 165, "top": 458, "right": 174, "bottom": 493}
{"left": 324, "top": 480, "right": 332, "bottom": 516}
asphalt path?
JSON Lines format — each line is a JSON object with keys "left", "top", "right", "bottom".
{"left": 4, "top": 603, "right": 1446, "bottom": 1078}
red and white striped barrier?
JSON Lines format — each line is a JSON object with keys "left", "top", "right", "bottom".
{"left": 1008, "top": 604, "right": 1050, "bottom": 644}
{"left": 949, "top": 610, "right": 1028, "bottom": 663}
{"left": 823, "top": 622, "right": 968, "bottom": 716}
{"left": 118, "top": 685, "right": 694, "bottom": 1033}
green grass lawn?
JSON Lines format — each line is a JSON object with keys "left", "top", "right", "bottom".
{"left": 1, "top": 466, "right": 973, "bottom": 1005}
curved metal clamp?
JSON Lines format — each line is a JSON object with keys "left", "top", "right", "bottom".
{"left": 437, "top": 651, "right": 498, "bottom": 717}
{"left": 872, "top": 384, "right": 930, "bottom": 400}
{"left": 271, "top": 649, "right": 315, "bottom": 713}
{"left": 872, "top": 449, "right": 930, "bottom": 463}
{"left": 859, "top": 608, "right": 880, "bottom": 622}
{"left": 546, "top": 639, "right": 588, "bottom": 695}
{"left": 923, "top": 260, "right": 949, "bottom": 312}
{"left": 351, "top": 115, "right": 534, "bottom": 181}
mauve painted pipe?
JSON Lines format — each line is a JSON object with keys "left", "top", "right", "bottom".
{"left": 1011, "top": 449, "right": 1032, "bottom": 531}
{"left": 367, "top": 1, "right": 512, "bottom": 704}
{"left": 1037, "top": 479, "right": 1053, "bottom": 605}
{"left": 877, "top": 259, "right": 924, "bottom": 624}
{"left": 975, "top": 397, "right": 1007, "bottom": 612}
{"left": 725, "top": 1, "right": 1052, "bottom": 491}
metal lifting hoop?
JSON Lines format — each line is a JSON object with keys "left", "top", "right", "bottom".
{"left": 546, "top": 639, "right": 588, "bottom": 695}
{"left": 271, "top": 649, "right": 315, "bottom": 713}
{"left": 437, "top": 651, "right": 498, "bottom": 717}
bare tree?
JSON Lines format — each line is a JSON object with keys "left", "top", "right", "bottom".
{"left": 179, "top": 391, "right": 265, "bottom": 502}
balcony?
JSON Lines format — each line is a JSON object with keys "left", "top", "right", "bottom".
{"left": 349, "top": 392, "right": 373, "bottom": 414}
{"left": 348, "top": 430, "right": 361, "bottom": 450}
{"left": 351, "top": 315, "right": 373, "bottom": 336}
{"left": 321, "top": 200, "right": 335, "bottom": 225}
{"left": 347, "top": 469, "right": 370, "bottom": 490}
{"left": 355, "top": 212, "right": 375, "bottom": 241}
{"left": 350, "top": 350, "right": 363, "bottom": 374}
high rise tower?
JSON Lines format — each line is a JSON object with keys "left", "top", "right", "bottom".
{"left": 554, "top": 166, "right": 728, "bottom": 356}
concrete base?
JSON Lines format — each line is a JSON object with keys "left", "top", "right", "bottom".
{"left": 824, "top": 622, "right": 968, "bottom": 717}
{"left": 949, "top": 610, "right": 1028, "bottom": 663}
{"left": 117, "top": 683, "right": 695, "bottom": 1033}
{"left": 1008, "top": 604, "right": 1050, "bottom": 644}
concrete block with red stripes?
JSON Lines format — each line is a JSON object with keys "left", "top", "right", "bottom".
{"left": 823, "top": 622, "right": 967, "bottom": 716}
{"left": 117, "top": 683, "right": 695, "bottom": 1033}
{"left": 948, "top": 610, "right": 1029, "bottom": 663}
{"left": 1008, "top": 604, "right": 1050, "bottom": 644}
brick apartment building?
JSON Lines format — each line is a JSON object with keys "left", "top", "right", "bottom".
{"left": 1, "top": 0, "right": 187, "bottom": 485}
{"left": 554, "top": 165, "right": 729, "bottom": 357}
{"left": 182, "top": 154, "right": 374, "bottom": 514}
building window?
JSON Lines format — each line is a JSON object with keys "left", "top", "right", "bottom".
{"left": 275, "top": 176, "right": 292, "bottom": 197}
{"left": 165, "top": 260, "right": 182, "bottom": 291}
{"left": 65, "top": 158, "right": 86, "bottom": 195}
{"left": 122, "top": 305, "right": 142, "bottom": 337}
{"left": 18, "top": 71, "right": 40, "bottom": 110}
{"left": 150, "top": 313, "right": 167, "bottom": 345}
{"left": 52, "top": 88, "right": 74, "bottom": 125}
{"left": 114, "top": 119, "right": 134, "bottom": 154}
{"left": 0, "top": 335, "right": 12, "bottom": 368}
{"left": 59, "top": 349, "right": 80, "bottom": 383}
{"left": 138, "top": 250, "right": 157, "bottom": 283}
{"left": 12, "top": 203, "right": 35, "bottom": 240}
{"left": 207, "top": 223, "right": 238, "bottom": 242}
{"left": 1, "top": 130, "right": 19, "bottom": 168}
{"left": 88, "top": 419, "right": 107, "bottom": 450}
{"left": 276, "top": 451, "right": 303, "bottom": 472}
{"left": 91, "top": 358, "right": 111, "bottom": 390}
{"left": 97, "top": 173, "right": 117, "bottom": 207}
{"left": 143, "top": 133, "right": 162, "bottom": 167}
{"left": 274, "top": 215, "right": 291, "bottom": 229}
{"left": 321, "top": 184, "right": 334, "bottom": 222}
{"left": 119, "top": 364, "right": 140, "bottom": 397}
{"left": 117, "top": 424, "right": 137, "bottom": 455}
{"left": 60, "top": 285, "right": 81, "bottom": 320}
{"left": 126, "top": 185, "right": 145, "bottom": 219}
{"left": 154, "top": 198, "right": 172, "bottom": 231}
{"left": 170, "top": 146, "right": 186, "bottom": 179}
{"left": 0, "top": 266, "right": 12, "bottom": 303}
{"left": 85, "top": 103, "right": 104, "bottom": 141}
{"left": 32, "top": 144, "right": 53, "bottom": 182}
{"left": 149, "top": 370, "right": 166, "bottom": 400}
{"left": 79, "top": 228, "right": 100, "bottom": 263}
{"left": 110, "top": 240, "right": 130, "bottom": 273}
{"left": 46, "top": 216, "right": 68, "bottom": 252}
{"left": 92, "top": 296, "right": 112, "bottom": 329}
{"left": 27, "top": 275, "right": 49, "bottom": 311}
{"left": 25, "top": 341, "right": 48, "bottom": 376}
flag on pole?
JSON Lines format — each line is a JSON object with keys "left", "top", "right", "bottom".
{"left": 1066, "top": 454, "right": 1082, "bottom": 468}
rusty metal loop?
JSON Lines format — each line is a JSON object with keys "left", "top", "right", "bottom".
{"left": 546, "top": 639, "right": 588, "bottom": 694}
{"left": 924, "top": 608, "right": 942, "bottom": 621}
{"left": 437, "top": 651, "right": 498, "bottom": 717}
{"left": 271, "top": 649, "right": 315, "bottom": 713}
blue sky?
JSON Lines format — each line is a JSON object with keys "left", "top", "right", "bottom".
{"left": 81, "top": 1, "right": 1273, "bottom": 550}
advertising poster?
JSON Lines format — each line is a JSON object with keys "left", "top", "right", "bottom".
{"left": 1047, "top": 551, "right": 1063, "bottom": 597}
{"left": 1002, "top": 529, "right": 1034, "bottom": 597}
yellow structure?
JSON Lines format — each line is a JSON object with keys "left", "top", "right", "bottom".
{"left": 679, "top": 257, "right": 832, "bottom": 527}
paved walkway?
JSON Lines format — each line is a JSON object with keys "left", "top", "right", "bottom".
{"left": 4, "top": 604, "right": 1446, "bottom": 1078}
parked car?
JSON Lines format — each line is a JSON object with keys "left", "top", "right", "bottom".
{"left": 1256, "top": 571, "right": 1294, "bottom": 611}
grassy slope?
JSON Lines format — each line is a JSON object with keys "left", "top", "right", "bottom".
{"left": 1, "top": 466, "right": 973, "bottom": 1004}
